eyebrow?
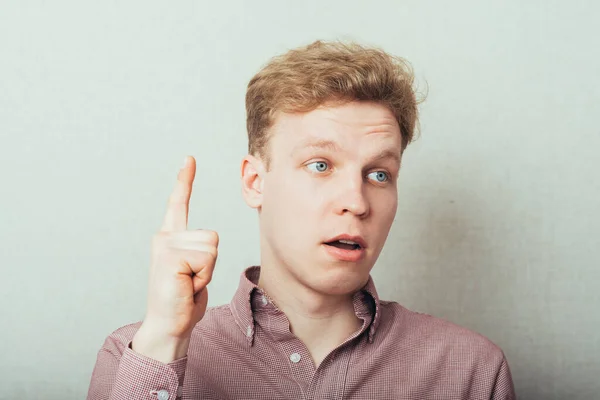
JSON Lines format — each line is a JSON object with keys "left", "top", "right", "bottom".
{"left": 292, "top": 137, "right": 401, "bottom": 164}
{"left": 292, "top": 138, "right": 342, "bottom": 154}
{"left": 371, "top": 149, "right": 401, "bottom": 164}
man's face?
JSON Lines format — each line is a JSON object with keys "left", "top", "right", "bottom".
{"left": 252, "top": 101, "right": 402, "bottom": 296}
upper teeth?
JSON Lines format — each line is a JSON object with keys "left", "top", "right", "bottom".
{"left": 339, "top": 240, "right": 358, "bottom": 245}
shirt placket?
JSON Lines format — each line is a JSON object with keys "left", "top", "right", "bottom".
{"left": 267, "top": 310, "right": 316, "bottom": 396}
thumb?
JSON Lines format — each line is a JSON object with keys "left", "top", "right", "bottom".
{"left": 194, "top": 286, "right": 208, "bottom": 308}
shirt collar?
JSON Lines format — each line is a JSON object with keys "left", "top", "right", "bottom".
{"left": 229, "top": 266, "right": 382, "bottom": 346}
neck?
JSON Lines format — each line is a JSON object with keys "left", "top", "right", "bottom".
{"left": 257, "top": 265, "right": 363, "bottom": 366}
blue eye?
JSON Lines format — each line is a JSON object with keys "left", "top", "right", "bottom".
{"left": 307, "top": 161, "right": 329, "bottom": 173}
{"left": 368, "top": 171, "right": 389, "bottom": 183}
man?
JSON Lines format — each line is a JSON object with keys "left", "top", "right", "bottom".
{"left": 88, "top": 41, "right": 516, "bottom": 399}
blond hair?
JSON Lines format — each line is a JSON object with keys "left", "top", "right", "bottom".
{"left": 246, "top": 40, "right": 420, "bottom": 167}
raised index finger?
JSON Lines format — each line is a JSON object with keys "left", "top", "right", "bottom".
{"left": 161, "top": 155, "right": 196, "bottom": 232}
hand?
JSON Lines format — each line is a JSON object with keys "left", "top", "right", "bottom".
{"left": 132, "top": 156, "right": 219, "bottom": 362}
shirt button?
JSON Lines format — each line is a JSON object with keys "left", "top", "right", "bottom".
{"left": 290, "top": 352, "right": 301, "bottom": 363}
{"left": 157, "top": 389, "right": 169, "bottom": 400}
{"left": 246, "top": 325, "right": 252, "bottom": 337}
{"left": 261, "top": 295, "right": 268, "bottom": 305}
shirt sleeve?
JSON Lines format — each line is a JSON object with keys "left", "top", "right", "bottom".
{"left": 491, "top": 357, "right": 517, "bottom": 400}
{"left": 87, "top": 329, "right": 188, "bottom": 400}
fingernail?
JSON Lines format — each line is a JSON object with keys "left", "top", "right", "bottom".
{"left": 181, "top": 156, "right": 189, "bottom": 169}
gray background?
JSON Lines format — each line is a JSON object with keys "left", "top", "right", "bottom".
{"left": 1, "top": 1, "right": 599, "bottom": 399}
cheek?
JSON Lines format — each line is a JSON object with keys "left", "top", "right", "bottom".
{"left": 266, "top": 172, "right": 311, "bottom": 214}
{"left": 279, "top": 170, "right": 320, "bottom": 203}
{"left": 375, "top": 191, "right": 398, "bottom": 224}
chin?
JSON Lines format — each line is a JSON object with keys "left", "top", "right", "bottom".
{"left": 305, "top": 267, "right": 370, "bottom": 296}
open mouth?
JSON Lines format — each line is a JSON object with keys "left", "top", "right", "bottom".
{"left": 324, "top": 240, "right": 362, "bottom": 250}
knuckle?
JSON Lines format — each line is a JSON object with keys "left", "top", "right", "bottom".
{"left": 153, "top": 231, "right": 171, "bottom": 241}
{"left": 167, "top": 248, "right": 214, "bottom": 266}
{"left": 152, "top": 232, "right": 178, "bottom": 252}
{"left": 195, "top": 249, "right": 217, "bottom": 264}
{"left": 188, "top": 229, "right": 219, "bottom": 246}
{"left": 151, "top": 233, "right": 167, "bottom": 249}
{"left": 204, "top": 230, "right": 219, "bottom": 246}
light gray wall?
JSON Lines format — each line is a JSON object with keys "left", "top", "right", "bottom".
{"left": 1, "top": 1, "right": 598, "bottom": 399}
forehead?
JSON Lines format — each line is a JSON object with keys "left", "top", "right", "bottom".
{"left": 269, "top": 101, "right": 401, "bottom": 150}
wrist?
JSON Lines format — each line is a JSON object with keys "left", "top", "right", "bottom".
{"left": 132, "top": 320, "right": 191, "bottom": 363}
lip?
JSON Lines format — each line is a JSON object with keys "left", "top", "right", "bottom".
{"left": 322, "top": 243, "right": 366, "bottom": 262}
{"left": 322, "top": 234, "right": 368, "bottom": 262}
{"left": 323, "top": 234, "right": 368, "bottom": 249}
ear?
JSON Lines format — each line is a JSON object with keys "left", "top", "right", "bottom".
{"left": 241, "top": 154, "right": 266, "bottom": 209}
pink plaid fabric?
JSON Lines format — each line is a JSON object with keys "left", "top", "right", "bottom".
{"left": 88, "top": 266, "right": 516, "bottom": 399}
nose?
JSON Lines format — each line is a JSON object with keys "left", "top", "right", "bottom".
{"left": 335, "top": 176, "right": 370, "bottom": 218}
